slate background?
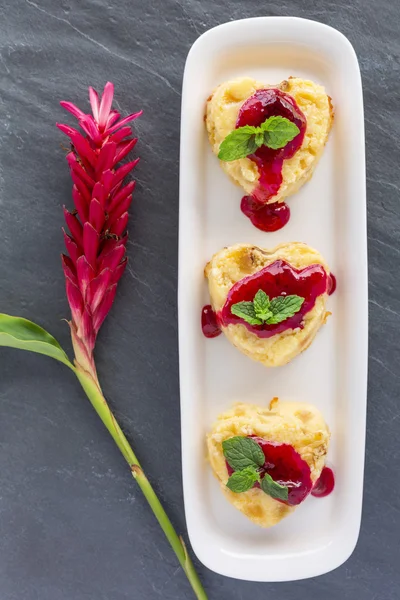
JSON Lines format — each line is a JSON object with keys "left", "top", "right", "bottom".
{"left": 0, "top": 1, "right": 398, "bottom": 599}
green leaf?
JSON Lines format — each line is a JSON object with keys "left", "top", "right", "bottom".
{"left": 0, "top": 314, "right": 73, "bottom": 368}
{"left": 267, "top": 295, "right": 305, "bottom": 324}
{"left": 218, "top": 125, "right": 258, "bottom": 161}
{"left": 231, "top": 291, "right": 304, "bottom": 327}
{"left": 261, "top": 473, "right": 289, "bottom": 502}
{"left": 226, "top": 466, "right": 260, "bottom": 493}
{"left": 261, "top": 116, "right": 300, "bottom": 150}
{"left": 0, "top": 319, "right": 207, "bottom": 597}
{"left": 222, "top": 436, "right": 265, "bottom": 471}
{"left": 254, "top": 131, "right": 264, "bottom": 148}
{"left": 253, "top": 289, "right": 272, "bottom": 321}
{"left": 218, "top": 115, "right": 300, "bottom": 161}
{"left": 230, "top": 302, "right": 262, "bottom": 326}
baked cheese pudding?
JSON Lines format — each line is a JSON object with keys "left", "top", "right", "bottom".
{"left": 207, "top": 398, "right": 332, "bottom": 528}
{"left": 204, "top": 242, "right": 333, "bottom": 367}
{"left": 206, "top": 77, "right": 333, "bottom": 231}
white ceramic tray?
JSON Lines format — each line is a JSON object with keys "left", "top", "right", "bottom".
{"left": 178, "top": 17, "right": 367, "bottom": 582}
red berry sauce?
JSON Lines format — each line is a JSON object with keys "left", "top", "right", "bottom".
{"left": 236, "top": 88, "right": 307, "bottom": 231}
{"left": 328, "top": 274, "right": 337, "bottom": 295}
{"left": 218, "top": 260, "right": 329, "bottom": 338}
{"left": 311, "top": 467, "right": 335, "bottom": 498}
{"left": 226, "top": 437, "right": 312, "bottom": 506}
{"left": 201, "top": 305, "right": 221, "bottom": 338}
{"left": 241, "top": 196, "right": 291, "bottom": 232}
{"left": 226, "top": 439, "right": 335, "bottom": 505}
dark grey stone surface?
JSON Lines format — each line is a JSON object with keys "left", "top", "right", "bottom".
{"left": 0, "top": 1, "right": 398, "bottom": 598}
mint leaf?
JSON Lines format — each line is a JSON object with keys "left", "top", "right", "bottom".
{"left": 231, "top": 291, "right": 304, "bottom": 326}
{"left": 261, "top": 473, "right": 289, "bottom": 502}
{"left": 255, "top": 131, "right": 264, "bottom": 148}
{"left": 218, "top": 116, "right": 300, "bottom": 162}
{"left": 261, "top": 116, "right": 300, "bottom": 150}
{"left": 218, "top": 125, "right": 259, "bottom": 161}
{"left": 267, "top": 295, "right": 304, "bottom": 324}
{"left": 222, "top": 436, "right": 265, "bottom": 471}
{"left": 226, "top": 466, "right": 260, "bottom": 493}
{"left": 231, "top": 302, "right": 262, "bottom": 326}
{"left": 218, "top": 115, "right": 300, "bottom": 161}
{"left": 253, "top": 290, "right": 272, "bottom": 321}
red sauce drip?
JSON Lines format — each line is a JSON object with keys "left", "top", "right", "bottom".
{"left": 218, "top": 260, "right": 329, "bottom": 338}
{"left": 328, "top": 274, "right": 337, "bottom": 295}
{"left": 226, "top": 437, "right": 312, "bottom": 506}
{"left": 311, "top": 467, "right": 335, "bottom": 498}
{"left": 201, "top": 305, "right": 221, "bottom": 338}
{"left": 241, "top": 196, "right": 290, "bottom": 232}
{"left": 235, "top": 88, "right": 306, "bottom": 231}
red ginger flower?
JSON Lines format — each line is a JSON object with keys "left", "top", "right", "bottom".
{"left": 57, "top": 82, "right": 141, "bottom": 380}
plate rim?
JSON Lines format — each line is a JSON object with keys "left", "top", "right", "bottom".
{"left": 178, "top": 15, "right": 368, "bottom": 582}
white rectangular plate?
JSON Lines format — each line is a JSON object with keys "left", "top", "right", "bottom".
{"left": 178, "top": 17, "right": 367, "bottom": 582}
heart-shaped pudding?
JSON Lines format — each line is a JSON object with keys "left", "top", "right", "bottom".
{"left": 204, "top": 242, "right": 332, "bottom": 366}
{"left": 206, "top": 77, "right": 333, "bottom": 230}
{"left": 207, "top": 398, "right": 331, "bottom": 528}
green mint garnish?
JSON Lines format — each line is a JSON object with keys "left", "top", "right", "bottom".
{"left": 254, "top": 131, "right": 264, "bottom": 148}
{"left": 222, "top": 436, "right": 265, "bottom": 471}
{"left": 218, "top": 116, "right": 300, "bottom": 162}
{"left": 222, "top": 435, "right": 290, "bottom": 501}
{"left": 226, "top": 466, "right": 260, "bottom": 493}
{"left": 267, "top": 294, "right": 305, "bottom": 324}
{"left": 231, "top": 289, "right": 304, "bottom": 327}
{"left": 260, "top": 115, "right": 300, "bottom": 150}
{"left": 261, "top": 473, "right": 289, "bottom": 502}
{"left": 217, "top": 125, "right": 259, "bottom": 161}
{"left": 230, "top": 301, "right": 263, "bottom": 326}
{"left": 253, "top": 289, "right": 273, "bottom": 322}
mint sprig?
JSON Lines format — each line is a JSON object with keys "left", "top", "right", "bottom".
{"left": 222, "top": 436, "right": 265, "bottom": 471}
{"left": 265, "top": 294, "right": 305, "bottom": 324}
{"left": 231, "top": 302, "right": 262, "bottom": 326}
{"left": 253, "top": 289, "right": 273, "bottom": 322}
{"left": 261, "top": 473, "right": 289, "bottom": 502}
{"left": 222, "top": 436, "right": 289, "bottom": 501}
{"left": 226, "top": 466, "right": 260, "bottom": 493}
{"left": 260, "top": 115, "right": 300, "bottom": 150}
{"left": 218, "top": 115, "right": 300, "bottom": 162}
{"left": 231, "top": 289, "right": 304, "bottom": 327}
{"left": 217, "top": 125, "right": 259, "bottom": 161}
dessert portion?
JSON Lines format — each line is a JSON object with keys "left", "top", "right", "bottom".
{"left": 207, "top": 398, "right": 332, "bottom": 528}
{"left": 203, "top": 242, "right": 333, "bottom": 366}
{"left": 206, "top": 77, "right": 333, "bottom": 231}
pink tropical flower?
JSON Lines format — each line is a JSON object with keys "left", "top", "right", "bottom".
{"left": 0, "top": 83, "right": 207, "bottom": 599}
{"left": 57, "top": 82, "right": 141, "bottom": 379}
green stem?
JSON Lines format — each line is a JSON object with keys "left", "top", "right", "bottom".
{"left": 74, "top": 367, "right": 207, "bottom": 600}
